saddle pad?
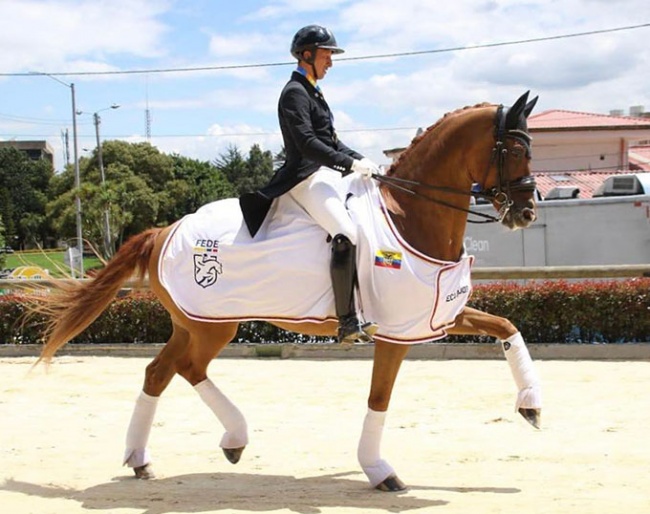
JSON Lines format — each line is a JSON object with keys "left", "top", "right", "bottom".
{"left": 159, "top": 177, "right": 474, "bottom": 344}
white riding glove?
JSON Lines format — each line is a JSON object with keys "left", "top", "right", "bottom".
{"left": 351, "top": 158, "right": 381, "bottom": 178}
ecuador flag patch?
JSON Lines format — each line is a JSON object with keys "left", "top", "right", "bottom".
{"left": 374, "top": 250, "right": 402, "bottom": 269}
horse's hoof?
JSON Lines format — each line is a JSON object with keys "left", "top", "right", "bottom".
{"left": 375, "top": 475, "right": 407, "bottom": 492}
{"left": 518, "top": 407, "right": 541, "bottom": 429}
{"left": 222, "top": 446, "right": 245, "bottom": 464}
{"left": 133, "top": 464, "right": 155, "bottom": 480}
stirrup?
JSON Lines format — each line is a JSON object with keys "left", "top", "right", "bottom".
{"left": 338, "top": 318, "right": 378, "bottom": 345}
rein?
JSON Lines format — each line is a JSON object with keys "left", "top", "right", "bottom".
{"left": 375, "top": 105, "right": 537, "bottom": 224}
{"left": 372, "top": 174, "right": 501, "bottom": 223}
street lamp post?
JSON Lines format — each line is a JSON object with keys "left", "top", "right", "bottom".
{"left": 31, "top": 72, "right": 84, "bottom": 277}
{"left": 77, "top": 105, "right": 119, "bottom": 258}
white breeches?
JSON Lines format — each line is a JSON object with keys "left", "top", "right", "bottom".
{"left": 288, "top": 167, "right": 358, "bottom": 245}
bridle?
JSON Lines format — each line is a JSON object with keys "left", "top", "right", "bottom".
{"left": 373, "top": 105, "right": 537, "bottom": 223}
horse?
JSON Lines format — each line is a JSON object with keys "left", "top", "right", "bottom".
{"left": 33, "top": 91, "right": 542, "bottom": 492}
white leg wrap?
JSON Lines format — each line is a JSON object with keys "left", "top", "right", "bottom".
{"left": 357, "top": 408, "right": 395, "bottom": 487}
{"left": 194, "top": 378, "right": 248, "bottom": 449}
{"left": 501, "top": 332, "right": 542, "bottom": 411}
{"left": 123, "top": 391, "right": 158, "bottom": 467}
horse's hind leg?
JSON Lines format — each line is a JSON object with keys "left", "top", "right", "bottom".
{"left": 447, "top": 306, "right": 542, "bottom": 428}
{"left": 124, "top": 320, "right": 191, "bottom": 479}
{"left": 174, "top": 321, "right": 247, "bottom": 465}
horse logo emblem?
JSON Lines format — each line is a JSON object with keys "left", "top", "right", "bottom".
{"left": 193, "top": 254, "right": 223, "bottom": 288}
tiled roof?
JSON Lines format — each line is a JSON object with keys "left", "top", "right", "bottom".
{"left": 534, "top": 170, "right": 627, "bottom": 199}
{"left": 630, "top": 145, "right": 650, "bottom": 171}
{"left": 528, "top": 110, "right": 650, "bottom": 130}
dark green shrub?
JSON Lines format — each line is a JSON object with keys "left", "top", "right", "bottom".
{"left": 1, "top": 279, "right": 648, "bottom": 345}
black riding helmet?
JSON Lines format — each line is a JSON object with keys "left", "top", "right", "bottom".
{"left": 290, "top": 25, "right": 344, "bottom": 63}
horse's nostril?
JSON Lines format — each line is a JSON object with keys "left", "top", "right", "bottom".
{"left": 522, "top": 208, "right": 536, "bottom": 222}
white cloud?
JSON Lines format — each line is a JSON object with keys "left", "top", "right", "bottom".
{"left": 148, "top": 124, "right": 282, "bottom": 164}
{"left": 0, "top": 0, "right": 170, "bottom": 73}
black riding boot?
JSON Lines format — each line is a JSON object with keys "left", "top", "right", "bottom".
{"left": 330, "top": 234, "right": 378, "bottom": 344}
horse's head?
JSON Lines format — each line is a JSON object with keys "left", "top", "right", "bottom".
{"left": 474, "top": 91, "right": 539, "bottom": 230}
{"left": 379, "top": 92, "right": 540, "bottom": 261}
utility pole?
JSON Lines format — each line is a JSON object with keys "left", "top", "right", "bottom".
{"left": 70, "top": 83, "right": 84, "bottom": 277}
{"left": 84, "top": 104, "right": 119, "bottom": 258}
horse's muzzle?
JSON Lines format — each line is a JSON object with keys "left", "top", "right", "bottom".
{"left": 502, "top": 205, "right": 537, "bottom": 230}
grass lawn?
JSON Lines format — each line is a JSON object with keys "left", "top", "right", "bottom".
{"left": 1, "top": 251, "right": 104, "bottom": 278}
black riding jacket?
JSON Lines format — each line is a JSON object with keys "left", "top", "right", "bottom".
{"left": 239, "top": 71, "right": 363, "bottom": 237}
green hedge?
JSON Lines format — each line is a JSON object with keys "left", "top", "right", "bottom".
{"left": 1, "top": 279, "right": 648, "bottom": 345}
{"left": 446, "top": 279, "right": 650, "bottom": 344}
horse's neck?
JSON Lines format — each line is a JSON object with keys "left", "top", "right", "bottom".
{"left": 383, "top": 176, "right": 469, "bottom": 263}
{"left": 384, "top": 110, "right": 491, "bottom": 262}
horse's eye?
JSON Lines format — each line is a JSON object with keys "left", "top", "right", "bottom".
{"left": 511, "top": 146, "right": 524, "bottom": 159}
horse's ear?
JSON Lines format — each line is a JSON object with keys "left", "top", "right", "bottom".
{"left": 505, "top": 91, "right": 530, "bottom": 129}
{"left": 523, "top": 95, "right": 538, "bottom": 118}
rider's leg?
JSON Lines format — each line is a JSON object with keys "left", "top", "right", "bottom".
{"left": 330, "top": 233, "right": 378, "bottom": 343}
{"left": 288, "top": 168, "right": 357, "bottom": 242}
{"left": 288, "top": 169, "right": 377, "bottom": 343}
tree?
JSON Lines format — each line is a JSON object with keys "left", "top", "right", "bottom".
{"left": 156, "top": 155, "right": 236, "bottom": 224}
{"left": 214, "top": 145, "right": 248, "bottom": 195}
{"left": 214, "top": 144, "right": 274, "bottom": 196}
{"left": 99, "top": 140, "right": 175, "bottom": 191}
{"left": 0, "top": 147, "right": 53, "bottom": 248}
{"left": 245, "top": 144, "right": 275, "bottom": 192}
{"left": 46, "top": 142, "right": 239, "bottom": 257}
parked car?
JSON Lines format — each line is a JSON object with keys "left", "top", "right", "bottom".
{"left": 0, "top": 246, "right": 14, "bottom": 254}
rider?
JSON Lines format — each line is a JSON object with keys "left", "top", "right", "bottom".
{"left": 239, "top": 24, "right": 379, "bottom": 344}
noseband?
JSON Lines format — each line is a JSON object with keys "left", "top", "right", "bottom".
{"left": 374, "top": 105, "right": 536, "bottom": 223}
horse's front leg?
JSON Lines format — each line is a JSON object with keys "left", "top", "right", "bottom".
{"left": 447, "top": 306, "right": 542, "bottom": 428}
{"left": 359, "top": 340, "right": 410, "bottom": 492}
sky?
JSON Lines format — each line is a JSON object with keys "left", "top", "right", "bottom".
{"left": 1, "top": 0, "right": 649, "bottom": 172}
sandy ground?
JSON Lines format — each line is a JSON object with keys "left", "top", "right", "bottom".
{"left": 1, "top": 355, "right": 649, "bottom": 514}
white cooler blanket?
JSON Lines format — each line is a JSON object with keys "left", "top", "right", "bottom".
{"left": 159, "top": 175, "right": 473, "bottom": 344}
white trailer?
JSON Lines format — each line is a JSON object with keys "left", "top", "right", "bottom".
{"left": 464, "top": 194, "right": 650, "bottom": 268}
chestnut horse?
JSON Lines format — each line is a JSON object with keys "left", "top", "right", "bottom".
{"left": 34, "top": 92, "right": 542, "bottom": 492}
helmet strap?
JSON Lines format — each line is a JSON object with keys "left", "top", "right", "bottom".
{"left": 298, "top": 48, "right": 318, "bottom": 81}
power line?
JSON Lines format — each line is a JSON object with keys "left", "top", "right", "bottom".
{"left": 339, "top": 23, "right": 650, "bottom": 63}
{"left": 0, "top": 126, "right": 418, "bottom": 140}
{"left": 1, "top": 23, "right": 647, "bottom": 78}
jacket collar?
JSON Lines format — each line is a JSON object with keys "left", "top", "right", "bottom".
{"left": 291, "top": 71, "right": 327, "bottom": 104}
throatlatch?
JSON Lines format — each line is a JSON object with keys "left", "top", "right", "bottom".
{"left": 330, "top": 234, "right": 378, "bottom": 344}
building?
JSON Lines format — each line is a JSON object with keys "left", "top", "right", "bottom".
{"left": 528, "top": 108, "right": 650, "bottom": 198}
{"left": 0, "top": 140, "right": 54, "bottom": 166}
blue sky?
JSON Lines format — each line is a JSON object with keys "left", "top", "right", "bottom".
{"left": 1, "top": 0, "right": 649, "bottom": 171}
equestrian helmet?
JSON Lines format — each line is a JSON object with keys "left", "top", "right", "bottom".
{"left": 290, "top": 25, "right": 344, "bottom": 61}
